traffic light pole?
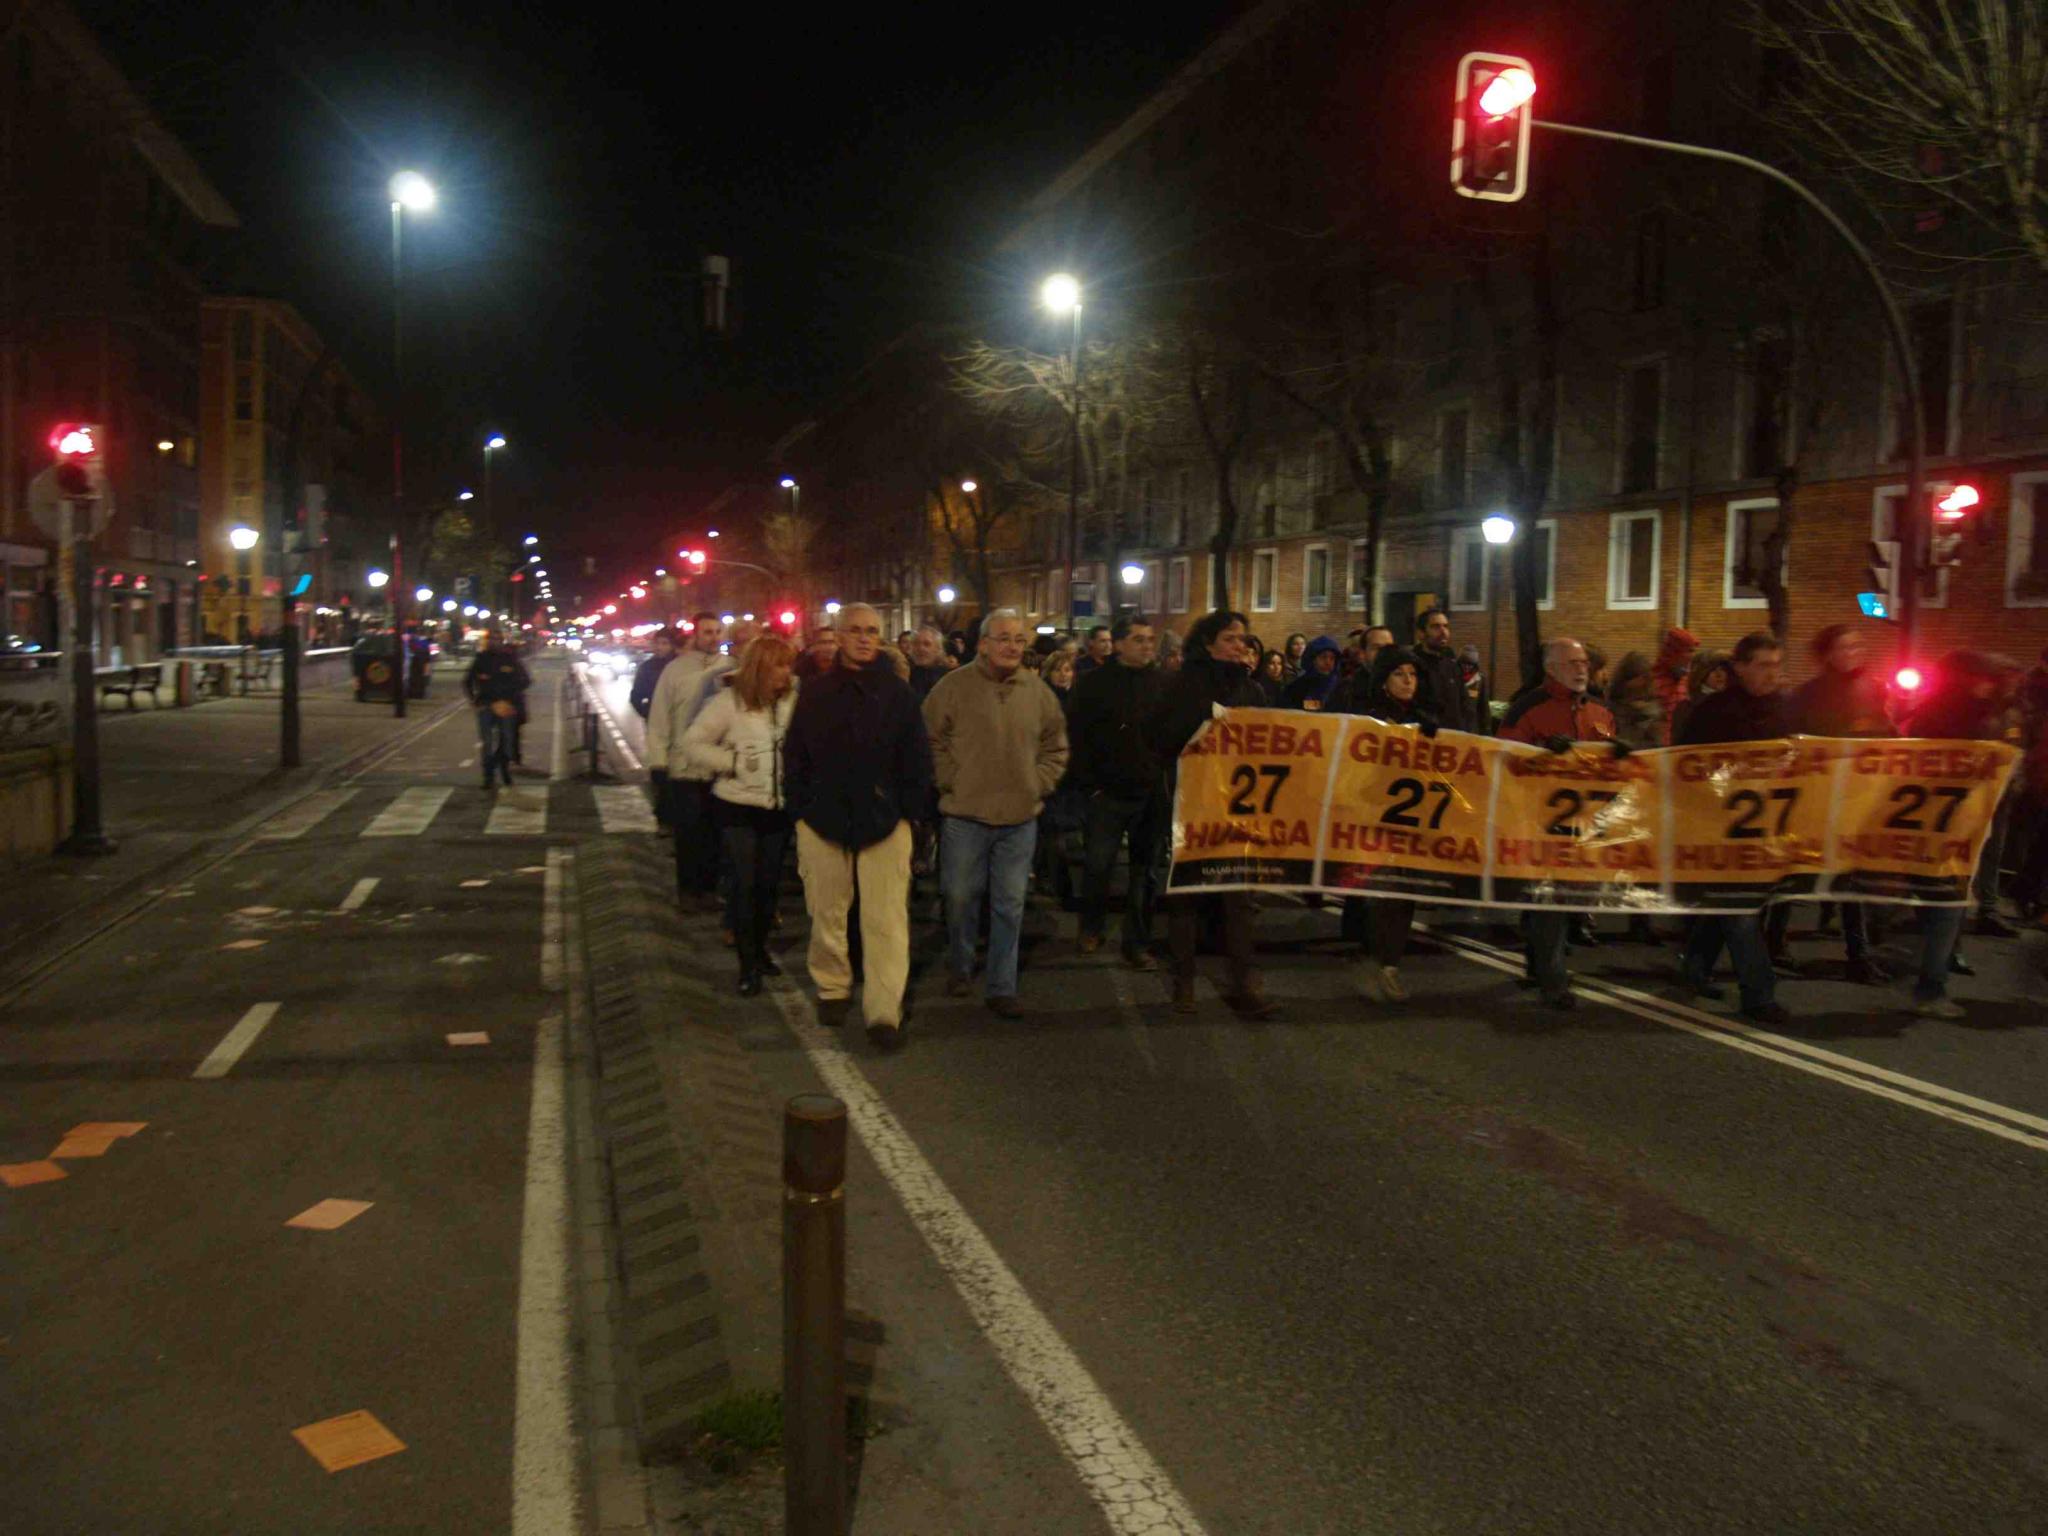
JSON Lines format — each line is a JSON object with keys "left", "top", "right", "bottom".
{"left": 1529, "top": 119, "right": 1927, "bottom": 657}
{"left": 63, "top": 502, "right": 114, "bottom": 855}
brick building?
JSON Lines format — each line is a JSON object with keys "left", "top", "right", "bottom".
{"left": 0, "top": 0, "right": 240, "bottom": 661}
{"left": 794, "top": 0, "right": 2048, "bottom": 690}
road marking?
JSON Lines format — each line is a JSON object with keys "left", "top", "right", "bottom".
{"left": 193, "top": 1002, "right": 281, "bottom": 1079}
{"left": 512, "top": 847, "right": 580, "bottom": 1535}
{"left": 592, "top": 784, "right": 657, "bottom": 835}
{"left": 487, "top": 789, "right": 549, "bottom": 837}
{"left": 1421, "top": 925, "right": 2048, "bottom": 1156}
{"left": 256, "top": 787, "right": 357, "bottom": 841}
{"left": 540, "top": 848, "right": 565, "bottom": 994}
{"left": 361, "top": 786, "right": 453, "bottom": 838}
{"left": 339, "top": 878, "right": 379, "bottom": 912}
{"left": 768, "top": 984, "right": 1210, "bottom": 1536}
{"left": 575, "top": 665, "right": 643, "bottom": 770}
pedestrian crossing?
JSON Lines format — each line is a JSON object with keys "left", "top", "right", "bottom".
{"left": 254, "top": 779, "right": 663, "bottom": 844}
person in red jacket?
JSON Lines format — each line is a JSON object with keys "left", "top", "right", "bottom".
{"left": 1499, "top": 639, "right": 1620, "bottom": 1008}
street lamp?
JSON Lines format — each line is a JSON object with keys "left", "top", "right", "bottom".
{"left": 1041, "top": 272, "right": 1084, "bottom": 628}
{"left": 936, "top": 586, "right": 957, "bottom": 606}
{"left": 779, "top": 476, "right": 800, "bottom": 523}
{"left": 1481, "top": 514, "right": 1517, "bottom": 700}
{"left": 229, "top": 525, "right": 260, "bottom": 643}
{"left": 458, "top": 489, "right": 474, "bottom": 501}
{"left": 523, "top": 534, "right": 538, "bottom": 546}
{"left": 366, "top": 568, "right": 389, "bottom": 588}
{"left": 1481, "top": 514, "right": 1517, "bottom": 544}
{"left": 960, "top": 479, "right": 977, "bottom": 493}
{"left": 441, "top": 598, "right": 457, "bottom": 613}
{"left": 389, "top": 169, "right": 437, "bottom": 719}
{"left": 483, "top": 433, "right": 507, "bottom": 537}
{"left": 825, "top": 601, "right": 841, "bottom": 615}
{"left": 415, "top": 586, "right": 433, "bottom": 604}
{"left": 1120, "top": 562, "right": 1145, "bottom": 586}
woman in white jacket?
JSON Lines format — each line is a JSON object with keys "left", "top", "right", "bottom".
{"left": 682, "top": 634, "right": 798, "bottom": 995}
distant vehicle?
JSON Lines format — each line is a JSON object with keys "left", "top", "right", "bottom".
{"left": 0, "top": 634, "right": 48, "bottom": 673}
{"left": 350, "top": 632, "right": 432, "bottom": 701}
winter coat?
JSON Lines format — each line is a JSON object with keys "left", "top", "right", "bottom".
{"left": 784, "top": 657, "right": 935, "bottom": 850}
{"left": 463, "top": 650, "right": 529, "bottom": 707}
{"left": 644, "top": 647, "right": 733, "bottom": 776}
{"left": 1789, "top": 667, "right": 1893, "bottom": 739}
{"left": 1146, "top": 652, "right": 1265, "bottom": 768}
{"left": 1066, "top": 658, "right": 1169, "bottom": 798}
{"left": 1651, "top": 628, "right": 1699, "bottom": 745}
{"left": 629, "top": 652, "right": 673, "bottom": 719}
{"left": 1413, "top": 642, "right": 1474, "bottom": 733}
{"left": 682, "top": 683, "right": 798, "bottom": 810}
{"left": 1348, "top": 648, "right": 1441, "bottom": 731}
{"left": 923, "top": 656, "right": 1070, "bottom": 826}
{"left": 1279, "top": 636, "right": 1344, "bottom": 711}
{"left": 1499, "top": 678, "right": 1617, "bottom": 746}
{"left": 1674, "top": 685, "right": 1790, "bottom": 747}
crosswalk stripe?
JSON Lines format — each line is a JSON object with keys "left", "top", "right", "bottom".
{"left": 362, "top": 786, "right": 454, "bottom": 838}
{"left": 257, "top": 788, "right": 358, "bottom": 841}
{"left": 592, "top": 785, "right": 656, "bottom": 835}
{"left": 486, "top": 788, "right": 550, "bottom": 837}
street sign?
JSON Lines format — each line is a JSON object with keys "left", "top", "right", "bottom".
{"left": 27, "top": 465, "right": 112, "bottom": 538}
{"left": 1856, "top": 592, "right": 1890, "bottom": 618}
{"left": 1071, "top": 580, "right": 1096, "bottom": 618}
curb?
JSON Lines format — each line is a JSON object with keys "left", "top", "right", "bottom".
{"left": 577, "top": 836, "right": 734, "bottom": 1461}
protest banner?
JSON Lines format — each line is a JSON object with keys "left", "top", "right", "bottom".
{"left": 1168, "top": 709, "right": 2016, "bottom": 914}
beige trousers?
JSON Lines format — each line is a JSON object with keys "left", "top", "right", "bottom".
{"left": 796, "top": 819, "right": 913, "bottom": 1025}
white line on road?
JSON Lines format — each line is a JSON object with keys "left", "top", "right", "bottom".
{"left": 338, "top": 877, "right": 379, "bottom": 913}
{"left": 361, "top": 785, "right": 454, "bottom": 838}
{"left": 540, "top": 847, "right": 564, "bottom": 995}
{"left": 192, "top": 1002, "right": 281, "bottom": 1080}
{"left": 592, "top": 784, "right": 656, "bottom": 835}
{"left": 768, "top": 983, "right": 1211, "bottom": 1536}
{"left": 512, "top": 847, "right": 581, "bottom": 1534}
{"left": 1422, "top": 925, "right": 2048, "bottom": 1156}
{"left": 549, "top": 674, "right": 569, "bottom": 783}
{"left": 575, "top": 665, "right": 643, "bottom": 771}
{"left": 487, "top": 789, "right": 550, "bottom": 837}
{"left": 255, "top": 788, "right": 357, "bottom": 841}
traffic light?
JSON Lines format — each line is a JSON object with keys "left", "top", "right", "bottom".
{"left": 1894, "top": 665, "right": 1925, "bottom": 695}
{"left": 1866, "top": 539, "right": 1900, "bottom": 615}
{"left": 50, "top": 422, "right": 104, "bottom": 498}
{"left": 776, "top": 609, "right": 797, "bottom": 631}
{"left": 683, "top": 548, "right": 708, "bottom": 572}
{"left": 1928, "top": 481, "right": 1980, "bottom": 568}
{"left": 1453, "top": 53, "right": 1536, "bottom": 203}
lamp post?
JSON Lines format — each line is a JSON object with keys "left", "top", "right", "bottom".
{"left": 229, "top": 523, "right": 260, "bottom": 644}
{"left": 389, "top": 170, "right": 436, "bottom": 718}
{"left": 483, "top": 433, "right": 506, "bottom": 533}
{"left": 1481, "top": 514, "right": 1516, "bottom": 709}
{"left": 1041, "top": 273, "right": 1082, "bottom": 629}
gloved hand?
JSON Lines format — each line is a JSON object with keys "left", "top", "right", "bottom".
{"left": 1418, "top": 719, "right": 1440, "bottom": 739}
{"left": 1543, "top": 735, "right": 1574, "bottom": 754}
{"left": 1610, "top": 738, "right": 1633, "bottom": 760}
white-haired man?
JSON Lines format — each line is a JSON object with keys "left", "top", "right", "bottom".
{"left": 923, "top": 607, "right": 1069, "bottom": 1017}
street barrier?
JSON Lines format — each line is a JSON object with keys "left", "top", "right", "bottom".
{"left": 783, "top": 1094, "right": 847, "bottom": 1536}
{"left": 1170, "top": 709, "right": 2019, "bottom": 913}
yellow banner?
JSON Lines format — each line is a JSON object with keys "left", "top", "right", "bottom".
{"left": 1169, "top": 709, "right": 2016, "bottom": 912}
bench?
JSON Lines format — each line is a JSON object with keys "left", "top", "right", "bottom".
{"left": 97, "top": 662, "right": 164, "bottom": 710}
{"left": 197, "top": 660, "right": 233, "bottom": 699}
{"left": 238, "top": 650, "right": 279, "bottom": 694}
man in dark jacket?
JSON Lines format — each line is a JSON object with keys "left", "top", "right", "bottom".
{"left": 630, "top": 629, "right": 677, "bottom": 719}
{"left": 906, "top": 624, "right": 950, "bottom": 700}
{"left": 1413, "top": 608, "right": 1473, "bottom": 733}
{"left": 462, "top": 628, "right": 531, "bottom": 790}
{"left": 1147, "top": 609, "right": 1279, "bottom": 1018}
{"left": 1673, "top": 630, "right": 1790, "bottom": 1024}
{"left": 784, "top": 603, "right": 935, "bottom": 1048}
{"left": 1279, "top": 634, "right": 1344, "bottom": 711}
{"left": 1068, "top": 615, "right": 1168, "bottom": 966}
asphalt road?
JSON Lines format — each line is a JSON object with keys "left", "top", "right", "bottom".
{"left": 582, "top": 661, "right": 2048, "bottom": 1536}
{"left": 0, "top": 660, "right": 591, "bottom": 1535}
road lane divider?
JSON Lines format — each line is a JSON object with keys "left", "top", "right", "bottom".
{"left": 361, "top": 785, "right": 454, "bottom": 838}
{"left": 767, "top": 981, "right": 1213, "bottom": 1536}
{"left": 1418, "top": 923, "right": 2048, "bottom": 1156}
{"left": 338, "top": 877, "right": 378, "bottom": 912}
{"left": 193, "top": 1002, "right": 281, "bottom": 1080}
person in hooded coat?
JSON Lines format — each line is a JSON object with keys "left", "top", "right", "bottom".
{"left": 1279, "top": 635, "right": 1344, "bottom": 711}
{"left": 1339, "top": 645, "right": 1439, "bottom": 1002}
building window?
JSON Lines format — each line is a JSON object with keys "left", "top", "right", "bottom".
{"left": 2007, "top": 473, "right": 2048, "bottom": 608}
{"left": 1438, "top": 409, "right": 1469, "bottom": 509}
{"left": 1167, "top": 556, "right": 1190, "bottom": 613}
{"left": 1873, "top": 485, "right": 1950, "bottom": 610}
{"left": 1449, "top": 527, "right": 1489, "bottom": 611}
{"left": 1740, "top": 332, "right": 1792, "bottom": 480}
{"left": 1251, "top": 549, "right": 1277, "bottom": 612}
{"left": 1302, "top": 544, "right": 1330, "bottom": 610}
{"left": 1619, "top": 361, "right": 1662, "bottom": 494}
{"left": 1348, "top": 538, "right": 1371, "bottom": 611}
{"left": 1141, "top": 561, "right": 1162, "bottom": 615}
{"left": 1723, "top": 498, "right": 1783, "bottom": 609}
{"left": 1885, "top": 298, "right": 1956, "bottom": 459}
{"left": 1607, "top": 511, "right": 1660, "bottom": 610}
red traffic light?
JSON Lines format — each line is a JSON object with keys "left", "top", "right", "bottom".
{"left": 1453, "top": 53, "right": 1535, "bottom": 203}
{"left": 1894, "top": 665, "right": 1925, "bottom": 693}
{"left": 686, "top": 549, "right": 708, "bottom": 570}
{"left": 51, "top": 423, "right": 99, "bottom": 457}
{"left": 778, "top": 609, "right": 797, "bottom": 628}
{"left": 1935, "top": 483, "right": 1979, "bottom": 521}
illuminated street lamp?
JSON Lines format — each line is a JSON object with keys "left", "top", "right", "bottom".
{"left": 1481, "top": 514, "right": 1517, "bottom": 544}
{"left": 390, "top": 170, "right": 436, "bottom": 212}
{"left": 523, "top": 534, "right": 538, "bottom": 546}
{"left": 960, "top": 479, "right": 978, "bottom": 494}
{"left": 936, "top": 586, "right": 957, "bottom": 605}
{"left": 414, "top": 586, "right": 433, "bottom": 603}
{"left": 1481, "top": 514, "right": 1518, "bottom": 689}
{"left": 458, "top": 489, "right": 474, "bottom": 501}
{"left": 228, "top": 525, "right": 261, "bottom": 641}
{"left": 388, "top": 169, "right": 437, "bottom": 720}
{"left": 825, "top": 601, "right": 841, "bottom": 615}
{"left": 441, "top": 598, "right": 457, "bottom": 613}
{"left": 1119, "top": 562, "right": 1145, "bottom": 586}
{"left": 1041, "top": 272, "right": 1084, "bottom": 627}
{"left": 366, "top": 569, "right": 390, "bottom": 588}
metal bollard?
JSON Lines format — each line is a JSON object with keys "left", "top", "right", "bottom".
{"left": 783, "top": 1094, "right": 847, "bottom": 1536}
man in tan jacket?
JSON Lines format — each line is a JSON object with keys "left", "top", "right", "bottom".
{"left": 922, "top": 608, "right": 1069, "bottom": 1017}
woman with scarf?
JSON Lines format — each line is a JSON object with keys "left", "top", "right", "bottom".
{"left": 1339, "top": 645, "right": 1439, "bottom": 1002}
{"left": 1280, "top": 634, "right": 1344, "bottom": 711}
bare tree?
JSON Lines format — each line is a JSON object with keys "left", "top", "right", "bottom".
{"left": 1750, "top": 0, "right": 2048, "bottom": 273}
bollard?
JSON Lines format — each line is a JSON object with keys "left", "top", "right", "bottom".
{"left": 783, "top": 1093, "right": 847, "bottom": 1536}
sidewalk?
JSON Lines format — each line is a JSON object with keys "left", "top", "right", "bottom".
{"left": 0, "top": 680, "right": 460, "bottom": 992}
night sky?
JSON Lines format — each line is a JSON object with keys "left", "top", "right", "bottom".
{"left": 80, "top": 0, "right": 1244, "bottom": 584}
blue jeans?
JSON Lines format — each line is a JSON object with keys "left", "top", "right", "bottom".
{"left": 942, "top": 817, "right": 1037, "bottom": 998}
{"left": 476, "top": 708, "right": 515, "bottom": 780}
{"left": 1683, "top": 914, "right": 1777, "bottom": 1013}
{"left": 1915, "top": 906, "right": 1966, "bottom": 1001}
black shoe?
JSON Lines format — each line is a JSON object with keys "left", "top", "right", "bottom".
{"left": 1569, "top": 919, "right": 1600, "bottom": 948}
{"left": 1539, "top": 987, "right": 1577, "bottom": 1011}
{"left": 1679, "top": 969, "right": 1727, "bottom": 1002}
{"left": 865, "top": 1018, "right": 904, "bottom": 1051}
{"left": 984, "top": 994, "right": 1023, "bottom": 1020}
{"left": 1973, "top": 913, "right": 2017, "bottom": 939}
{"left": 758, "top": 954, "right": 783, "bottom": 977}
{"left": 1770, "top": 952, "right": 1806, "bottom": 979}
{"left": 1949, "top": 950, "right": 1976, "bottom": 977}
{"left": 1742, "top": 1001, "right": 1792, "bottom": 1026}
{"left": 816, "top": 997, "right": 851, "bottom": 1028}
{"left": 737, "top": 972, "right": 762, "bottom": 998}
{"left": 1846, "top": 955, "right": 1893, "bottom": 985}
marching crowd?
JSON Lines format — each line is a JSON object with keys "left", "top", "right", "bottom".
{"left": 625, "top": 600, "right": 2048, "bottom": 1049}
